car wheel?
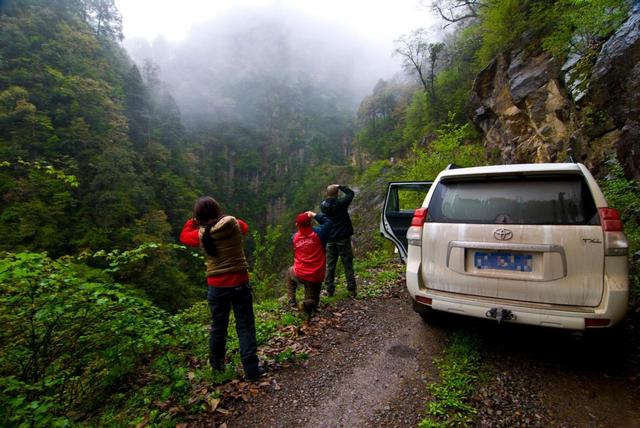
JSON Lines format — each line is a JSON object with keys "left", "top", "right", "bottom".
{"left": 412, "top": 298, "right": 432, "bottom": 323}
{"left": 418, "top": 310, "right": 432, "bottom": 323}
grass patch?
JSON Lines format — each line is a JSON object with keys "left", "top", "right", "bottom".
{"left": 210, "top": 365, "right": 237, "bottom": 385}
{"left": 293, "top": 249, "right": 398, "bottom": 306}
{"left": 419, "top": 332, "right": 482, "bottom": 428}
{"left": 360, "top": 269, "right": 400, "bottom": 298}
{"left": 274, "top": 347, "right": 309, "bottom": 364}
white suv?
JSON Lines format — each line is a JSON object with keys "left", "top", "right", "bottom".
{"left": 380, "top": 163, "right": 629, "bottom": 329}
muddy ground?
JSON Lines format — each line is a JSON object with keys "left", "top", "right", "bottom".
{"left": 205, "top": 275, "right": 640, "bottom": 428}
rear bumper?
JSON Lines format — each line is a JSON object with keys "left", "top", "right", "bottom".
{"left": 406, "top": 256, "right": 628, "bottom": 330}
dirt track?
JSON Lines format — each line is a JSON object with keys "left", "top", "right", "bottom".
{"left": 217, "top": 275, "right": 640, "bottom": 428}
{"left": 227, "top": 284, "right": 446, "bottom": 427}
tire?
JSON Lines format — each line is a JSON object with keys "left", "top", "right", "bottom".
{"left": 412, "top": 298, "right": 432, "bottom": 323}
{"left": 418, "top": 310, "right": 432, "bottom": 323}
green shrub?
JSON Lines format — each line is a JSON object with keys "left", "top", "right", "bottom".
{"left": 91, "top": 242, "right": 205, "bottom": 313}
{"left": 357, "top": 159, "right": 393, "bottom": 185}
{"left": 475, "top": 0, "right": 531, "bottom": 65}
{"left": 599, "top": 159, "right": 640, "bottom": 299}
{"left": 541, "top": 0, "right": 630, "bottom": 58}
{"left": 403, "top": 114, "right": 484, "bottom": 183}
{"left": 0, "top": 252, "right": 169, "bottom": 426}
{"left": 251, "top": 225, "right": 285, "bottom": 300}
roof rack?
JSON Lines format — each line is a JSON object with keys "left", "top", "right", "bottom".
{"left": 566, "top": 148, "right": 576, "bottom": 163}
{"left": 445, "top": 163, "right": 460, "bottom": 170}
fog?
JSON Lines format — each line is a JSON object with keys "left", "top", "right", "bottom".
{"left": 123, "top": 4, "right": 434, "bottom": 127}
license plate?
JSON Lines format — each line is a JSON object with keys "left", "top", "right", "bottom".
{"left": 474, "top": 251, "right": 533, "bottom": 272}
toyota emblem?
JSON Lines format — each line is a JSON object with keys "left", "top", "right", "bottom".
{"left": 494, "top": 228, "right": 513, "bottom": 241}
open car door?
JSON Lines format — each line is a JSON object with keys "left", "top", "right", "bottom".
{"left": 380, "top": 181, "right": 432, "bottom": 262}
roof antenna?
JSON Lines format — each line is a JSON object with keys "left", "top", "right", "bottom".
{"left": 567, "top": 147, "right": 576, "bottom": 163}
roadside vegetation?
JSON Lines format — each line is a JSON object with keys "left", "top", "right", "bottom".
{"left": 599, "top": 159, "right": 640, "bottom": 300}
{"left": 419, "top": 333, "right": 483, "bottom": 428}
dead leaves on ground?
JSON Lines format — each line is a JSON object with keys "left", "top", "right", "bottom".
{"left": 148, "top": 309, "right": 350, "bottom": 427}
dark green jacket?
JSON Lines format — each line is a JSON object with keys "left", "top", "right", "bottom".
{"left": 320, "top": 185, "right": 354, "bottom": 241}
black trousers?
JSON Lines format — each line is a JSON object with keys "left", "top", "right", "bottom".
{"left": 207, "top": 283, "right": 259, "bottom": 378}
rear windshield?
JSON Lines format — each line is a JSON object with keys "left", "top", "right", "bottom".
{"left": 427, "top": 174, "right": 599, "bottom": 225}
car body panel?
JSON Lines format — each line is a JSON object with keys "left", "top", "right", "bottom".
{"left": 382, "top": 163, "right": 629, "bottom": 329}
{"left": 420, "top": 223, "right": 605, "bottom": 306}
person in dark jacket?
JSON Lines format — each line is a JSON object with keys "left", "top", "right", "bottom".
{"left": 287, "top": 211, "right": 332, "bottom": 316}
{"left": 179, "top": 196, "right": 263, "bottom": 381}
{"left": 320, "top": 184, "right": 357, "bottom": 297}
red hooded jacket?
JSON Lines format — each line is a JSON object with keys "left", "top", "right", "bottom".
{"left": 292, "top": 213, "right": 332, "bottom": 283}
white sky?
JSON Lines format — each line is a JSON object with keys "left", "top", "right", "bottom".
{"left": 115, "top": 0, "right": 436, "bottom": 45}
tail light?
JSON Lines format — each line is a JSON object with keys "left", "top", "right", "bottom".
{"left": 407, "top": 208, "right": 427, "bottom": 246}
{"left": 599, "top": 208, "right": 628, "bottom": 256}
{"left": 585, "top": 318, "right": 610, "bottom": 328}
{"left": 415, "top": 295, "right": 432, "bottom": 306}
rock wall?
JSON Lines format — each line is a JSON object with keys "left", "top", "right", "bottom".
{"left": 589, "top": 2, "right": 640, "bottom": 178}
{"left": 468, "top": 4, "right": 640, "bottom": 178}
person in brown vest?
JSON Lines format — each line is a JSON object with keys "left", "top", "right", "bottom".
{"left": 180, "top": 196, "right": 263, "bottom": 380}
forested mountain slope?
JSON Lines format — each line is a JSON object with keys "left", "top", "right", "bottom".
{"left": 124, "top": 9, "right": 365, "bottom": 228}
{"left": 0, "top": 0, "right": 196, "bottom": 255}
{"left": 0, "top": 0, "right": 358, "bottom": 312}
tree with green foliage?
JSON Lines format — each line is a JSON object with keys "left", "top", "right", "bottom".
{"left": 0, "top": 161, "right": 79, "bottom": 256}
{"left": 86, "top": 0, "right": 123, "bottom": 41}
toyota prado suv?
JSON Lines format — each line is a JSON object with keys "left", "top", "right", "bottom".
{"left": 380, "top": 163, "right": 629, "bottom": 329}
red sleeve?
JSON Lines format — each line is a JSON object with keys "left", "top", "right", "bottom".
{"left": 179, "top": 219, "right": 201, "bottom": 247}
{"left": 237, "top": 219, "right": 249, "bottom": 236}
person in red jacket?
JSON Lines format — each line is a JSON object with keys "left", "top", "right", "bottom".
{"left": 179, "top": 196, "right": 263, "bottom": 381}
{"left": 288, "top": 210, "right": 332, "bottom": 316}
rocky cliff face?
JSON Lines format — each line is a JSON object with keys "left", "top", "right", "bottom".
{"left": 468, "top": 4, "right": 640, "bottom": 178}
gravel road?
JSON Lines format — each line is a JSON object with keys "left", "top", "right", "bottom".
{"left": 227, "top": 282, "right": 446, "bottom": 428}
{"left": 215, "top": 274, "right": 640, "bottom": 428}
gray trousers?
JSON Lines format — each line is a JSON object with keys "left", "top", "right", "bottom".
{"left": 324, "top": 237, "right": 356, "bottom": 293}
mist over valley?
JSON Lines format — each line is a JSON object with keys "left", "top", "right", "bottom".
{"left": 124, "top": 6, "right": 405, "bottom": 128}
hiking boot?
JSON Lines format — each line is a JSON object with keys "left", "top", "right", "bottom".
{"left": 302, "top": 301, "right": 316, "bottom": 317}
{"left": 288, "top": 299, "right": 297, "bottom": 309}
{"left": 244, "top": 366, "right": 266, "bottom": 382}
{"left": 321, "top": 289, "right": 334, "bottom": 297}
{"left": 210, "top": 358, "right": 224, "bottom": 373}
{"left": 348, "top": 289, "right": 357, "bottom": 298}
